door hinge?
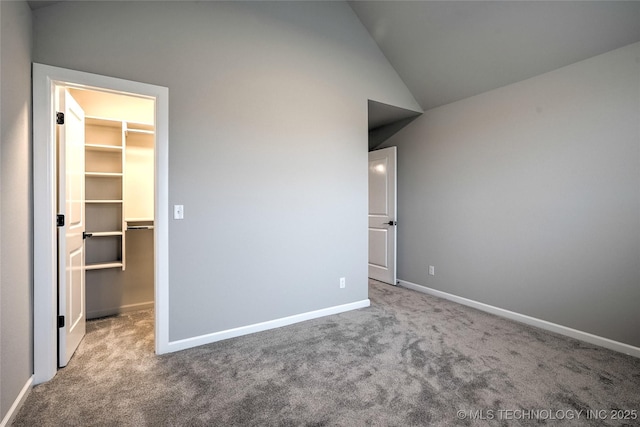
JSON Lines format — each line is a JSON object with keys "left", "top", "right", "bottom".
{"left": 56, "top": 214, "right": 65, "bottom": 227}
{"left": 56, "top": 112, "right": 65, "bottom": 125}
{"left": 58, "top": 316, "right": 65, "bottom": 328}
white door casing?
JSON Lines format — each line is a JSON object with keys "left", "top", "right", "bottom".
{"left": 57, "top": 89, "right": 86, "bottom": 366}
{"left": 368, "top": 147, "right": 397, "bottom": 285}
{"left": 33, "top": 63, "right": 169, "bottom": 384}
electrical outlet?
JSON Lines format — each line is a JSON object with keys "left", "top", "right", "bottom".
{"left": 429, "top": 265, "right": 435, "bottom": 276}
{"left": 339, "top": 277, "right": 346, "bottom": 289}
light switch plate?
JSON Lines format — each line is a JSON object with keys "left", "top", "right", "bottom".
{"left": 174, "top": 205, "right": 184, "bottom": 220}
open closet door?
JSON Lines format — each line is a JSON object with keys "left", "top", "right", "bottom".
{"left": 58, "top": 89, "right": 87, "bottom": 367}
{"left": 368, "top": 146, "right": 397, "bottom": 285}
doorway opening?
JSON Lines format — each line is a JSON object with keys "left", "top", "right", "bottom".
{"left": 62, "top": 87, "right": 156, "bottom": 366}
{"left": 70, "top": 88, "right": 155, "bottom": 315}
{"left": 33, "top": 64, "right": 169, "bottom": 384}
{"left": 367, "top": 100, "right": 421, "bottom": 286}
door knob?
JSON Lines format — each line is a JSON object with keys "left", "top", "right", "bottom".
{"left": 385, "top": 221, "right": 397, "bottom": 226}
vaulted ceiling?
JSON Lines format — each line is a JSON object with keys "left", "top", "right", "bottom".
{"left": 351, "top": 1, "right": 640, "bottom": 111}
{"left": 28, "top": 1, "right": 640, "bottom": 128}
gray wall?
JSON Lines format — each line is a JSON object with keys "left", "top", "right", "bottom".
{"left": 33, "top": 1, "right": 420, "bottom": 341}
{"left": 0, "top": 0, "right": 33, "bottom": 420}
{"left": 381, "top": 42, "right": 640, "bottom": 347}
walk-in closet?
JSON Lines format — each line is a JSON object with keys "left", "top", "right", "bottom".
{"left": 68, "top": 88, "right": 155, "bottom": 319}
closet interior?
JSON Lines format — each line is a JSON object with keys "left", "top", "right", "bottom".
{"left": 69, "top": 88, "right": 155, "bottom": 319}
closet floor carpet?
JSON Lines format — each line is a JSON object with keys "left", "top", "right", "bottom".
{"left": 13, "top": 281, "right": 640, "bottom": 426}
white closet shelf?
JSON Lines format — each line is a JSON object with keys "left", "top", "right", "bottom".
{"left": 125, "top": 121, "right": 154, "bottom": 130}
{"left": 126, "top": 226, "right": 154, "bottom": 231}
{"left": 85, "top": 143, "right": 123, "bottom": 152}
{"left": 85, "top": 116, "right": 122, "bottom": 128}
{"left": 86, "top": 262, "right": 123, "bottom": 271}
{"left": 85, "top": 199, "right": 123, "bottom": 204}
{"left": 126, "top": 129, "right": 154, "bottom": 135}
{"left": 88, "top": 231, "right": 123, "bottom": 237}
{"left": 85, "top": 172, "right": 123, "bottom": 177}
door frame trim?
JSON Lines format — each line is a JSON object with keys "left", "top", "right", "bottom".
{"left": 33, "top": 63, "right": 170, "bottom": 384}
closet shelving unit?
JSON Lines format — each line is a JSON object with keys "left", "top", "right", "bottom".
{"left": 84, "top": 116, "right": 155, "bottom": 271}
{"left": 84, "top": 117, "right": 125, "bottom": 270}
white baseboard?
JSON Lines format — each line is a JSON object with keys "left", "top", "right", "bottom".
{"left": 398, "top": 279, "right": 640, "bottom": 359}
{"left": 87, "top": 301, "right": 154, "bottom": 320}
{"left": 0, "top": 375, "right": 33, "bottom": 427}
{"left": 166, "top": 299, "right": 371, "bottom": 353}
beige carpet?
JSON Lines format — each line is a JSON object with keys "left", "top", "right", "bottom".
{"left": 13, "top": 280, "right": 640, "bottom": 426}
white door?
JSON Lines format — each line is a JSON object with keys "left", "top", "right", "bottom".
{"left": 58, "top": 89, "right": 87, "bottom": 367}
{"left": 368, "top": 147, "right": 397, "bottom": 285}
